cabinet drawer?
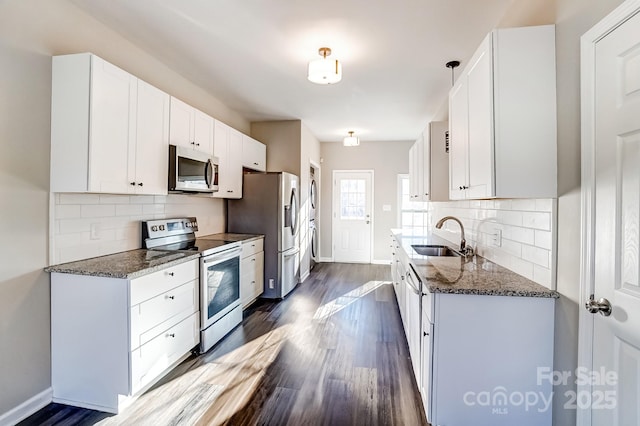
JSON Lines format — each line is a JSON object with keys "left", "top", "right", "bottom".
{"left": 242, "top": 238, "right": 263, "bottom": 258}
{"left": 130, "top": 279, "right": 198, "bottom": 350}
{"left": 130, "top": 259, "right": 198, "bottom": 305}
{"left": 130, "top": 312, "right": 199, "bottom": 394}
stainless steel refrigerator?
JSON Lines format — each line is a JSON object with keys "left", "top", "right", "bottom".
{"left": 227, "top": 172, "right": 300, "bottom": 299}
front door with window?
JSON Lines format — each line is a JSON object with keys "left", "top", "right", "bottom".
{"left": 332, "top": 171, "right": 373, "bottom": 263}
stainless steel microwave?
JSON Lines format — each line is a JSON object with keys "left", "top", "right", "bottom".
{"left": 169, "top": 145, "right": 219, "bottom": 193}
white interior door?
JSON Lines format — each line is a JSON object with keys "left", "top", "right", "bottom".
{"left": 332, "top": 171, "right": 373, "bottom": 263}
{"left": 586, "top": 7, "right": 640, "bottom": 425}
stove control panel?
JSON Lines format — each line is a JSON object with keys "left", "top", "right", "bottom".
{"left": 142, "top": 217, "right": 198, "bottom": 242}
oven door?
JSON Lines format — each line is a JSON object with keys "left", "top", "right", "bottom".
{"left": 200, "top": 245, "right": 242, "bottom": 330}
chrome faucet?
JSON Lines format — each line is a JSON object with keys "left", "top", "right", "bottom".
{"left": 435, "top": 216, "right": 474, "bottom": 256}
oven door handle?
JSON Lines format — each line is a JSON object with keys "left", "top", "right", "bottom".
{"left": 202, "top": 247, "right": 242, "bottom": 264}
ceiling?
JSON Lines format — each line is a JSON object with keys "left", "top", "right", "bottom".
{"left": 71, "top": 0, "right": 515, "bottom": 142}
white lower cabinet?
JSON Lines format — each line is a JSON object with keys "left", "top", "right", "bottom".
{"left": 50, "top": 259, "right": 200, "bottom": 413}
{"left": 392, "top": 236, "right": 554, "bottom": 425}
{"left": 240, "top": 238, "right": 264, "bottom": 308}
{"left": 421, "top": 290, "right": 554, "bottom": 426}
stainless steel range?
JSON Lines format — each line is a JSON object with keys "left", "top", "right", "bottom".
{"left": 142, "top": 217, "right": 242, "bottom": 353}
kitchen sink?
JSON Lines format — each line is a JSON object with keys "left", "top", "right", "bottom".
{"left": 411, "top": 244, "right": 462, "bottom": 257}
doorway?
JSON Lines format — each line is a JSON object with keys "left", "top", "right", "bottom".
{"left": 332, "top": 170, "right": 373, "bottom": 263}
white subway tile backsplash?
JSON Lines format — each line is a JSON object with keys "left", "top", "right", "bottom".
{"left": 51, "top": 192, "right": 226, "bottom": 264}
{"left": 59, "top": 193, "right": 100, "bottom": 205}
{"left": 533, "top": 265, "right": 553, "bottom": 289}
{"left": 81, "top": 204, "right": 116, "bottom": 218}
{"left": 428, "top": 197, "right": 555, "bottom": 289}
{"left": 511, "top": 199, "right": 536, "bottom": 211}
{"left": 115, "top": 204, "right": 143, "bottom": 216}
{"left": 535, "top": 230, "right": 553, "bottom": 250}
{"left": 130, "top": 195, "right": 155, "bottom": 204}
{"left": 503, "top": 225, "right": 535, "bottom": 245}
{"left": 522, "top": 244, "right": 550, "bottom": 268}
{"left": 510, "top": 257, "right": 535, "bottom": 280}
{"left": 535, "top": 198, "right": 553, "bottom": 212}
{"left": 99, "top": 195, "right": 131, "bottom": 204}
{"left": 522, "top": 212, "right": 551, "bottom": 231}
{"left": 497, "top": 210, "right": 523, "bottom": 227}
{"left": 501, "top": 239, "right": 523, "bottom": 257}
{"left": 143, "top": 204, "right": 165, "bottom": 215}
{"left": 55, "top": 204, "right": 81, "bottom": 219}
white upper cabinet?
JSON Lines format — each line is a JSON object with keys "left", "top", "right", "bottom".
{"left": 448, "top": 25, "right": 557, "bottom": 200}
{"left": 168, "top": 96, "right": 214, "bottom": 155}
{"left": 242, "top": 135, "right": 266, "bottom": 172}
{"left": 409, "top": 121, "right": 449, "bottom": 202}
{"left": 213, "top": 120, "right": 243, "bottom": 199}
{"left": 50, "top": 53, "right": 169, "bottom": 195}
{"left": 134, "top": 80, "right": 171, "bottom": 195}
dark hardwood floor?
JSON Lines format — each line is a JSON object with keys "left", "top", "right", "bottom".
{"left": 20, "top": 262, "right": 427, "bottom": 426}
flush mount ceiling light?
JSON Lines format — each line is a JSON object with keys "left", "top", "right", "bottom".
{"left": 308, "top": 47, "right": 342, "bottom": 84}
{"left": 343, "top": 131, "right": 359, "bottom": 147}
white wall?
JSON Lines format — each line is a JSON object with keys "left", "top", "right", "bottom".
{"left": 320, "top": 140, "right": 413, "bottom": 262}
{"left": 0, "top": 0, "right": 246, "bottom": 418}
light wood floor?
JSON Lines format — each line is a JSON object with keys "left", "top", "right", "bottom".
{"left": 21, "top": 262, "right": 427, "bottom": 426}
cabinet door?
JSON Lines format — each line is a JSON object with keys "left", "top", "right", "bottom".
{"left": 226, "top": 128, "right": 244, "bottom": 198}
{"left": 214, "top": 121, "right": 243, "bottom": 199}
{"left": 89, "top": 56, "right": 136, "bottom": 193}
{"left": 421, "top": 313, "right": 433, "bottom": 423}
{"left": 242, "top": 135, "right": 266, "bottom": 171}
{"left": 168, "top": 97, "right": 193, "bottom": 150}
{"left": 252, "top": 252, "right": 264, "bottom": 300}
{"left": 193, "top": 109, "right": 214, "bottom": 154}
{"left": 448, "top": 80, "right": 468, "bottom": 200}
{"left": 134, "top": 80, "right": 170, "bottom": 195}
{"left": 409, "top": 143, "right": 417, "bottom": 200}
{"left": 466, "top": 34, "right": 495, "bottom": 199}
{"left": 420, "top": 131, "right": 431, "bottom": 201}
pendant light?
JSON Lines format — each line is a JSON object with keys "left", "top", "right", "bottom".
{"left": 343, "top": 131, "right": 359, "bottom": 147}
{"left": 308, "top": 47, "right": 342, "bottom": 84}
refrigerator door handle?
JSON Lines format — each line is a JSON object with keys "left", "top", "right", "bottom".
{"left": 283, "top": 247, "right": 300, "bottom": 257}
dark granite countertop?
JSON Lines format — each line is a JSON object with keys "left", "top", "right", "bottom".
{"left": 44, "top": 249, "right": 200, "bottom": 279}
{"left": 392, "top": 230, "right": 559, "bottom": 298}
{"left": 199, "top": 233, "right": 264, "bottom": 243}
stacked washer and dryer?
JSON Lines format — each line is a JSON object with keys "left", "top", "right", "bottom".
{"left": 309, "top": 166, "right": 318, "bottom": 270}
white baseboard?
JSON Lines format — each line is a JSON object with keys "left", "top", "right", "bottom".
{"left": 299, "top": 269, "right": 310, "bottom": 282}
{"left": 0, "top": 387, "right": 52, "bottom": 426}
{"left": 371, "top": 259, "right": 392, "bottom": 265}
{"left": 319, "top": 257, "right": 333, "bottom": 263}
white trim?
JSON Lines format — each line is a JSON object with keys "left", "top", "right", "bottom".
{"left": 331, "top": 169, "right": 375, "bottom": 264}
{"left": 299, "top": 269, "right": 310, "bottom": 283}
{"left": 371, "top": 259, "right": 392, "bottom": 265}
{"left": 578, "top": 2, "right": 640, "bottom": 425}
{"left": 0, "top": 388, "right": 52, "bottom": 425}
{"left": 319, "top": 256, "right": 333, "bottom": 263}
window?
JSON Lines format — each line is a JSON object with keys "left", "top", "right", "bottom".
{"left": 340, "top": 179, "right": 366, "bottom": 220}
{"left": 398, "top": 174, "right": 427, "bottom": 229}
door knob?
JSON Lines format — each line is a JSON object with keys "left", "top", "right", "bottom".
{"left": 585, "top": 294, "right": 612, "bottom": 316}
